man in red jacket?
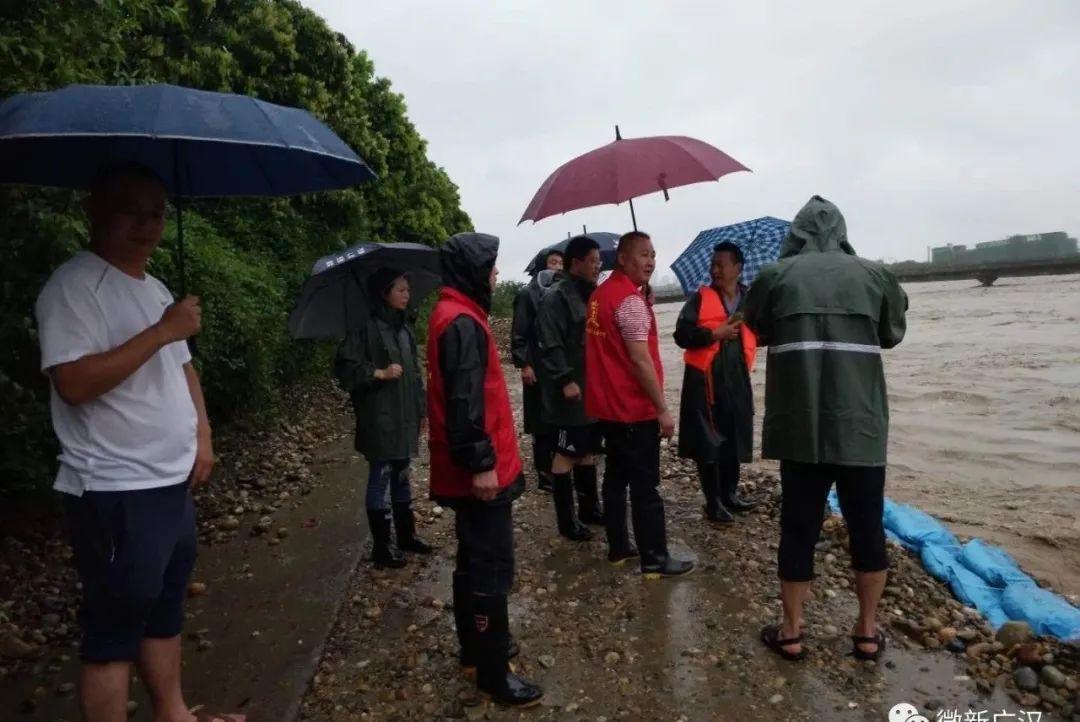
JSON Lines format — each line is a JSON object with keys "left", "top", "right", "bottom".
{"left": 426, "top": 232, "right": 542, "bottom": 707}
{"left": 585, "top": 231, "right": 695, "bottom": 578}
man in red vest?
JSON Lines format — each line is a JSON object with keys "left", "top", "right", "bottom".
{"left": 427, "top": 232, "right": 543, "bottom": 707}
{"left": 584, "top": 231, "right": 695, "bottom": 578}
{"left": 673, "top": 242, "right": 758, "bottom": 523}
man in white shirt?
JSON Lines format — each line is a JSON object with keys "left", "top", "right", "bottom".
{"left": 35, "top": 164, "right": 219, "bottom": 722}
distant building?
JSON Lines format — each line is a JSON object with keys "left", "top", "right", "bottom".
{"left": 931, "top": 232, "right": 1078, "bottom": 266}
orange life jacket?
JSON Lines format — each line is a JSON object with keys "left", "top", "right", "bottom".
{"left": 683, "top": 286, "right": 757, "bottom": 404}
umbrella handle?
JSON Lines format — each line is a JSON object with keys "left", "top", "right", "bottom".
{"left": 176, "top": 200, "right": 188, "bottom": 297}
{"left": 172, "top": 140, "right": 188, "bottom": 298}
{"left": 171, "top": 142, "right": 197, "bottom": 356}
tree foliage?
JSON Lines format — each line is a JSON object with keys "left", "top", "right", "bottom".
{"left": 0, "top": 0, "right": 472, "bottom": 495}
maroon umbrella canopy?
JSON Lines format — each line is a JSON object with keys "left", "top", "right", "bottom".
{"left": 519, "top": 130, "right": 750, "bottom": 226}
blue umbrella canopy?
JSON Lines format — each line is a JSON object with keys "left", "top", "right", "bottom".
{"left": 670, "top": 216, "right": 790, "bottom": 294}
{"left": 524, "top": 231, "right": 619, "bottom": 275}
{"left": 287, "top": 242, "right": 440, "bottom": 340}
{"left": 0, "top": 84, "right": 376, "bottom": 294}
{"left": 0, "top": 83, "right": 376, "bottom": 195}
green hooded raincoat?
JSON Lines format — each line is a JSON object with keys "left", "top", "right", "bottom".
{"left": 742, "top": 196, "right": 908, "bottom": 467}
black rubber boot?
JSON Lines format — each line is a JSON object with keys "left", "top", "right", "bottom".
{"left": 455, "top": 574, "right": 520, "bottom": 674}
{"left": 603, "top": 481, "right": 638, "bottom": 564}
{"left": 453, "top": 572, "right": 475, "bottom": 668}
{"left": 472, "top": 594, "right": 543, "bottom": 707}
{"left": 553, "top": 472, "right": 592, "bottom": 541}
{"left": 367, "top": 508, "right": 406, "bottom": 569}
{"left": 697, "top": 461, "right": 734, "bottom": 523}
{"left": 632, "top": 496, "right": 695, "bottom": 578}
{"left": 718, "top": 458, "right": 756, "bottom": 513}
{"left": 534, "top": 433, "right": 555, "bottom": 493}
{"left": 573, "top": 464, "right": 605, "bottom": 526}
{"left": 393, "top": 502, "right": 434, "bottom": 554}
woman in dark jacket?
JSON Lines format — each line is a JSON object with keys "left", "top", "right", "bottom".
{"left": 673, "top": 242, "right": 757, "bottom": 523}
{"left": 335, "top": 268, "right": 431, "bottom": 568}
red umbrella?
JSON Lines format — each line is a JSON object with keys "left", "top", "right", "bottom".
{"left": 519, "top": 126, "right": 749, "bottom": 230}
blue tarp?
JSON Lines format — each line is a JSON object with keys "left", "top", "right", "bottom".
{"left": 827, "top": 491, "right": 1080, "bottom": 640}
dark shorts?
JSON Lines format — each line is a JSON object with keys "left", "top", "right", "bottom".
{"left": 64, "top": 482, "right": 198, "bottom": 663}
{"left": 777, "top": 461, "right": 888, "bottom": 582}
{"left": 555, "top": 424, "right": 604, "bottom": 459}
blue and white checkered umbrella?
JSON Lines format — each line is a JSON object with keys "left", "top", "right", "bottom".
{"left": 670, "top": 216, "right": 790, "bottom": 294}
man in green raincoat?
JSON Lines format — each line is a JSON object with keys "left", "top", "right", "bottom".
{"left": 511, "top": 248, "right": 563, "bottom": 492}
{"left": 744, "top": 196, "right": 907, "bottom": 663}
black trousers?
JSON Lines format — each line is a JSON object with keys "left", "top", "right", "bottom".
{"left": 778, "top": 461, "right": 888, "bottom": 582}
{"left": 599, "top": 420, "right": 668, "bottom": 566}
{"left": 717, "top": 439, "right": 740, "bottom": 490}
{"left": 695, "top": 439, "right": 740, "bottom": 498}
{"left": 454, "top": 500, "right": 515, "bottom": 596}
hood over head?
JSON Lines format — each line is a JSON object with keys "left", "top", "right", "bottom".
{"left": 440, "top": 232, "right": 499, "bottom": 311}
{"left": 780, "top": 196, "right": 858, "bottom": 259}
{"left": 536, "top": 268, "right": 557, "bottom": 291}
{"left": 528, "top": 247, "right": 562, "bottom": 276}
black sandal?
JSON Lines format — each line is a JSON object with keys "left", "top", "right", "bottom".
{"left": 760, "top": 624, "right": 807, "bottom": 661}
{"left": 851, "top": 630, "right": 887, "bottom": 661}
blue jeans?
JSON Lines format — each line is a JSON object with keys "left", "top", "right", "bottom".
{"left": 366, "top": 459, "right": 412, "bottom": 510}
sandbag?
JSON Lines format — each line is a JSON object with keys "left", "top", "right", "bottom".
{"left": 1001, "top": 585, "right": 1080, "bottom": 641}
{"left": 959, "top": 539, "right": 1035, "bottom": 589}
{"left": 921, "top": 544, "right": 1009, "bottom": 629}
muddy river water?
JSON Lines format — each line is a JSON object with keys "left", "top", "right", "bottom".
{"left": 655, "top": 274, "right": 1080, "bottom": 600}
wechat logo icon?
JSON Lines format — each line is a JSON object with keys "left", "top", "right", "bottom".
{"left": 889, "top": 703, "right": 930, "bottom": 722}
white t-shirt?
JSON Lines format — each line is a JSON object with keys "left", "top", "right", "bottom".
{"left": 35, "top": 251, "right": 198, "bottom": 496}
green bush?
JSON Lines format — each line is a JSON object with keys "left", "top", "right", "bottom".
{"left": 491, "top": 281, "right": 525, "bottom": 320}
{"left": 0, "top": 1, "right": 472, "bottom": 496}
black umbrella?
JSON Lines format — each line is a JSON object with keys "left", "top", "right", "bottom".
{"left": 524, "top": 231, "right": 619, "bottom": 275}
{"left": 288, "top": 242, "right": 440, "bottom": 340}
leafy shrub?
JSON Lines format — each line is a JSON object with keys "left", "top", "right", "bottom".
{"left": 0, "top": 1, "right": 472, "bottom": 496}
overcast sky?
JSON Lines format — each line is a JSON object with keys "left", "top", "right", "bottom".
{"left": 303, "top": 0, "right": 1080, "bottom": 282}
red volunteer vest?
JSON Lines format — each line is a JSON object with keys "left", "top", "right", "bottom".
{"left": 584, "top": 270, "right": 664, "bottom": 423}
{"left": 426, "top": 287, "right": 522, "bottom": 498}
{"left": 683, "top": 285, "right": 758, "bottom": 375}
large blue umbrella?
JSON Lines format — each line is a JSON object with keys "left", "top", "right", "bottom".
{"left": 670, "top": 216, "right": 790, "bottom": 294}
{"left": 0, "top": 83, "right": 376, "bottom": 290}
{"left": 524, "top": 231, "right": 619, "bottom": 275}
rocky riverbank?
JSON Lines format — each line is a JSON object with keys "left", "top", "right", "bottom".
{"left": 298, "top": 354, "right": 1079, "bottom": 721}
